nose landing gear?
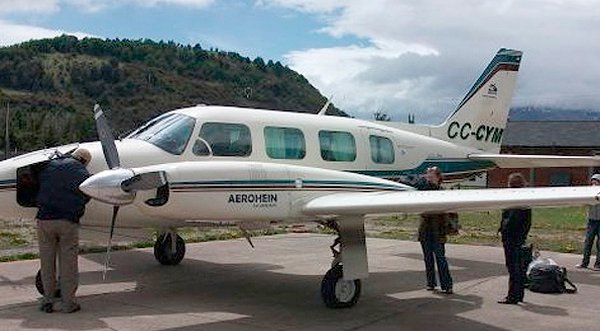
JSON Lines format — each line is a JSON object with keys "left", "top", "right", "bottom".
{"left": 154, "top": 231, "right": 186, "bottom": 266}
{"left": 34, "top": 269, "right": 62, "bottom": 298}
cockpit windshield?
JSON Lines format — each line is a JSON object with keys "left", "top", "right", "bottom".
{"left": 128, "top": 113, "right": 196, "bottom": 155}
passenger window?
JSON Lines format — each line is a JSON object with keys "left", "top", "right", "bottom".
{"left": 264, "top": 127, "right": 306, "bottom": 160}
{"left": 319, "top": 130, "right": 356, "bottom": 162}
{"left": 198, "top": 123, "right": 252, "bottom": 157}
{"left": 369, "top": 135, "right": 395, "bottom": 164}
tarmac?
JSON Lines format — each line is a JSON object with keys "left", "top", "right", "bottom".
{"left": 1, "top": 233, "right": 600, "bottom": 331}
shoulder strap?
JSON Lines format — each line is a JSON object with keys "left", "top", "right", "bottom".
{"left": 563, "top": 278, "right": 577, "bottom": 294}
{"left": 561, "top": 268, "right": 577, "bottom": 294}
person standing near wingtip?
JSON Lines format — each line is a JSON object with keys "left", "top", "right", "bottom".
{"left": 498, "top": 172, "right": 531, "bottom": 305}
{"left": 36, "top": 148, "right": 91, "bottom": 313}
{"left": 418, "top": 166, "right": 453, "bottom": 294}
{"left": 576, "top": 174, "right": 600, "bottom": 271}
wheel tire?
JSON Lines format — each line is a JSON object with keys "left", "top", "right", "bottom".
{"left": 321, "top": 264, "right": 361, "bottom": 309}
{"left": 35, "top": 269, "right": 44, "bottom": 295}
{"left": 35, "top": 269, "right": 61, "bottom": 298}
{"left": 154, "top": 234, "right": 186, "bottom": 265}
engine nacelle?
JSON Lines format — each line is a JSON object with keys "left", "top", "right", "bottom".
{"left": 80, "top": 168, "right": 136, "bottom": 205}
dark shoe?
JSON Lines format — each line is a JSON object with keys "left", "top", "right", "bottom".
{"left": 498, "top": 298, "right": 519, "bottom": 305}
{"left": 39, "top": 302, "right": 53, "bottom": 313}
{"left": 592, "top": 265, "right": 600, "bottom": 271}
{"left": 426, "top": 286, "right": 435, "bottom": 291}
{"left": 576, "top": 264, "right": 588, "bottom": 269}
{"left": 62, "top": 303, "right": 80, "bottom": 313}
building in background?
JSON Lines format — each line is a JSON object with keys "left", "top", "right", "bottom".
{"left": 487, "top": 121, "right": 600, "bottom": 187}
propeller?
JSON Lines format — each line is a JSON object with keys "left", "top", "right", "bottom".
{"left": 94, "top": 104, "right": 120, "bottom": 170}
{"left": 103, "top": 206, "right": 119, "bottom": 280}
{"left": 93, "top": 104, "right": 122, "bottom": 280}
{"left": 86, "top": 104, "right": 168, "bottom": 280}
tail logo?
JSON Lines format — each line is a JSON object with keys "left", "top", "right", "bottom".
{"left": 486, "top": 83, "right": 498, "bottom": 96}
{"left": 447, "top": 121, "right": 504, "bottom": 144}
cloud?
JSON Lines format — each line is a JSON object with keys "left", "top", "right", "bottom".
{"left": 0, "top": 20, "right": 93, "bottom": 46}
{"left": 111, "top": 0, "right": 215, "bottom": 10}
{"left": 0, "top": 0, "right": 59, "bottom": 14}
{"left": 0, "top": 0, "right": 215, "bottom": 14}
{"left": 255, "top": 0, "right": 341, "bottom": 13}
{"left": 272, "top": 0, "right": 600, "bottom": 121}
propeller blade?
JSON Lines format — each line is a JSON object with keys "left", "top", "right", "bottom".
{"left": 93, "top": 104, "right": 120, "bottom": 170}
{"left": 121, "top": 171, "right": 167, "bottom": 192}
{"left": 102, "top": 205, "right": 119, "bottom": 280}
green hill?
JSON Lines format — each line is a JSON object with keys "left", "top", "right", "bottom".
{"left": 0, "top": 35, "right": 344, "bottom": 153}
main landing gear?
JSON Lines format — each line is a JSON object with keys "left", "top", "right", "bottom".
{"left": 154, "top": 231, "right": 186, "bottom": 265}
{"left": 320, "top": 220, "right": 363, "bottom": 309}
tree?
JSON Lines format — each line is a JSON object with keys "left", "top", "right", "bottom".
{"left": 373, "top": 111, "right": 392, "bottom": 121}
{"left": 253, "top": 57, "right": 266, "bottom": 70}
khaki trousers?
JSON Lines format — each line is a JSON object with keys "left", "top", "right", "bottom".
{"left": 37, "top": 219, "right": 79, "bottom": 306}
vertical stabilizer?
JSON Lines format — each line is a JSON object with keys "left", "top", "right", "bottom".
{"left": 432, "top": 48, "right": 522, "bottom": 152}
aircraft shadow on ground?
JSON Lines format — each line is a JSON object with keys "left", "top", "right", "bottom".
{"left": 0, "top": 248, "right": 573, "bottom": 331}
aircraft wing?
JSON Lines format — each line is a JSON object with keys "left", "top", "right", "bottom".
{"left": 469, "top": 154, "right": 600, "bottom": 168}
{"left": 303, "top": 186, "right": 600, "bottom": 216}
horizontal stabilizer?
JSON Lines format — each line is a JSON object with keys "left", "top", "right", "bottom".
{"left": 469, "top": 154, "right": 600, "bottom": 168}
{"left": 303, "top": 186, "right": 600, "bottom": 216}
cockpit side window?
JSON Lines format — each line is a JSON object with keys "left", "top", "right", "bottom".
{"left": 128, "top": 113, "right": 195, "bottom": 155}
{"left": 192, "top": 139, "right": 211, "bottom": 156}
{"left": 197, "top": 122, "right": 252, "bottom": 157}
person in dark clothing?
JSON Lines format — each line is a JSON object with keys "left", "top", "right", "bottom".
{"left": 498, "top": 172, "right": 532, "bottom": 305}
{"left": 418, "top": 167, "right": 453, "bottom": 294}
{"left": 37, "top": 148, "right": 91, "bottom": 313}
{"left": 576, "top": 174, "right": 600, "bottom": 270}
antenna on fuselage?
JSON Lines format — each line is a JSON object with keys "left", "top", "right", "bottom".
{"left": 317, "top": 95, "right": 334, "bottom": 116}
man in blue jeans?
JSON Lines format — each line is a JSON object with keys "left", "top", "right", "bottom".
{"left": 417, "top": 167, "right": 453, "bottom": 294}
{"left": 577, "top": 174, "right": 600, "bottom": 270}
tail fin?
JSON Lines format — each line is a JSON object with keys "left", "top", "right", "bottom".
{"left": 433, "top": 48, "right": 522, "bottom": 152}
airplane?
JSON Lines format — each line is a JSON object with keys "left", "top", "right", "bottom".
{"left": 1, "top": 48, "right": 600, "bottom": 308}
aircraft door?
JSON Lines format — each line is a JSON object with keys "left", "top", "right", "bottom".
{"left": 364, "top": 128, "right": 403, "bottom": 180}
{"left": 16, "top": 161, "right": 50, "bottom": 207}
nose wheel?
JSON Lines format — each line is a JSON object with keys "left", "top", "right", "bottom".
{"left": 35, "top": 269, "right": 62, "bottom": 298}
{"left": 154, "top": 232, "right": 186, "bottom": 265}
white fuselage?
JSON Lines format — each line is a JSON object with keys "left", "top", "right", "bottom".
{"left": 0, "top": 106, "right": 486, "bottom": 229}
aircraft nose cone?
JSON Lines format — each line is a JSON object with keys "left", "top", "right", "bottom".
{"left": 80, "top": 168, "right": 136, "bottom": 205}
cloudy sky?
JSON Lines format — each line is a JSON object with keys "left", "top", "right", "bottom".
{"left": 1, "top": 0, "right": 599, "bottom": 122}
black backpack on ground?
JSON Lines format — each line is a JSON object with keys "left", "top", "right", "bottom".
{"left": 527, "top": 262, "right": 577, "bottom": 294}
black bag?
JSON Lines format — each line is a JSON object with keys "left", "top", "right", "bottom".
{"left": 527, "top": 262, "right": 577, "bottom": 294}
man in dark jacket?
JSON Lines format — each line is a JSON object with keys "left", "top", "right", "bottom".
{"left": 576, "top": 174, "right": 600, "bottom": 270}
{"left": 37, "top": 148, "right": 91, "bottom": 313}
{"left": 418, "top": 167, "right": 453, "bottom": 294}
{"left": 498, "top": 173, "right": 532, "bottom": 305}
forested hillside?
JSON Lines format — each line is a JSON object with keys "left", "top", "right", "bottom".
{"left": 0, "top": 35, "right": 343, "bottom": 153}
